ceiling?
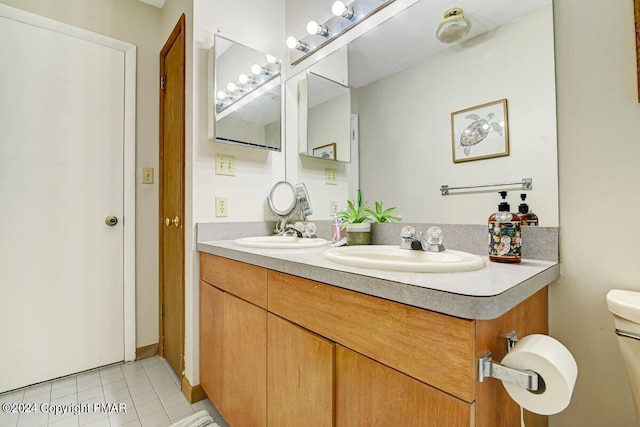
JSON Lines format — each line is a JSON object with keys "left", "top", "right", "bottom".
{"left": 348, "top": 0, "right": 551, "bottom": 87}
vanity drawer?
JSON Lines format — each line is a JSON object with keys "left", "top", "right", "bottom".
{"left": 267, "top": 270, "right": 476, "bottom": 402}
{"left": 200, "top": 253, "right": 268, "bottom": 309}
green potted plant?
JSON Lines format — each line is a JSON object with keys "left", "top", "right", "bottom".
{"left": 335, "top": 190, "right": 372, "bottom": 245}
{"left": 365, "top": 201, "right": 401, "bottom": 224}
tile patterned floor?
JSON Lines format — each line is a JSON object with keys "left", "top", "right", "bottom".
{"left": 0, "top": 357, "right": 229, "bottom": 427}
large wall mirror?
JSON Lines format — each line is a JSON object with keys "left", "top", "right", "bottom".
{"left": 286, "top": 0, "right": 558, "bottom": 226}
{"left": 210, "top": 34, "right": 282, "bottom": 151}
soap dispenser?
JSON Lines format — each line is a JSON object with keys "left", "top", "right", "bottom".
{"left": 518, "top": 193, "right": 539, "bottom": 226}
{"left": 488, "top": 191, "right": 522, "bottom": 263}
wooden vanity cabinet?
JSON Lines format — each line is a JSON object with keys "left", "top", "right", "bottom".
{"left": 199, "top": 255, "right": 267, "bottom": 427}
{"left": 199, "top": 281, "right": 223, "bottom": 408}
{"left": 267, "top": 314, "right": 334, "bottom": 426}
{"left": 336, "top": 345, "right": 472, "bottom": 426}
{"left": 199, "top": 253, "right": 548, "bottom": 427}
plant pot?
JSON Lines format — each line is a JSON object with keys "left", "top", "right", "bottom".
{"left": 346, "top": 223, "right": 371, "bottom": 245}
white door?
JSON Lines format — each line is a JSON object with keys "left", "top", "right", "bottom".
{"left": 0, "top": 6, "right": 136, "bottom": 393}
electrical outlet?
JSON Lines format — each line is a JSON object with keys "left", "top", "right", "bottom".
{"left": 325, "top": 168, "right": 337, "bottom": 185}
{"left": 215, "top": 154, "right": 236, "bottom": 176}
{"left": 329, "top": 200, "right": 339, "bottom": 216}
{"left": 142, "top": 167, "right": 154, "bottom": 184}
{"left": 215, "top": 197, "right": 228, "bottom": 217}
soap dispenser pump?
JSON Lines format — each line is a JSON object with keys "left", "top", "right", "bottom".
{"left": 488, "top": 191, "right": 522, "bottom": 263}
{"left": 518, "top": 193, "right": 539, "bottom": 226}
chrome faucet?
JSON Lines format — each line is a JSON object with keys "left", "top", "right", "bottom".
{"left": 400, "top": 226, "right": 445, "bottom": 252}
{"left": 280, "top": 221, "right": 317, "bottom": 238}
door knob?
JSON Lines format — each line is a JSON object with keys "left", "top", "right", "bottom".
{"left": 165, "top": 216, "right": 180, "bottom": 227}
{"left": 105, "top": 215, "right": 118, "bottom": 226}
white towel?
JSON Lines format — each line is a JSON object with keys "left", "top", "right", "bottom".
{"left": 168, "top": 410, "right": 218, "bottom": 427}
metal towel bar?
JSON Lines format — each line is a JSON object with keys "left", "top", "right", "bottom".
{"left": 441, "top": 178, "right": 532, "bottom": 196}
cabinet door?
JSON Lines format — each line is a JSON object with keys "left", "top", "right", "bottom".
{"left": 336, "top": 346, "right": 472, "bottom": 427}
{"left": 223, "top": 293, "right": 267, "bottom": 427}
{"left": 268, "top": 314, "right": 334, "bottom": 427}
{"left": 199, "top": 281, "right": 224, "bottom": 408}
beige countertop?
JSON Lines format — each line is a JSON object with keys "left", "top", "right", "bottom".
{"left": 197, "top": 239, "right": 559, "bottom": 320}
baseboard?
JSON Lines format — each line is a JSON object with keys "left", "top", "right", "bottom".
{"left": 135, "top": 343, "right": 159, "bottom": 360}
{"left": 181, "top": 376, "right": 207, "bottom": 404}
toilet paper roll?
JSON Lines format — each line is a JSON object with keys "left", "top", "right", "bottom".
{"left": 501, "top": 334, "right": 578, "bottom": 416}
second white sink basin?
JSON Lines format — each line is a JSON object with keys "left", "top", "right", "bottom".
{"left": 234, "top": 235, "right": 328, "bottom": 249}
{"left": 324, "top": 245, "right": 486, "bottom": 273}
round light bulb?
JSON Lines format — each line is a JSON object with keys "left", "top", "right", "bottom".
{"left": 265, "top": 54, "right": 278, "bottom": 64}
{"left": 306, "top": 21, "right": 329, "bottom": 36}
{"left": 332, "top": 1, "right": 353, "bottom": 19}
{"left": 286, "top": 36, "right": 298, "bottom": 49}
{"left": 226, "top": 82, "right": 237, "bottom": 92}
{"left": 306, "top": 20, "right": 320, "bottom": 35}
{"left": 332, "top": 1, "right": 345, "bottom": 16}
{"left": 216, "top": 90, "right": 227, "bottom": 100}
{"left": 251, "top": 64, "right": 263, "bottom": 75}
{"left": 238, "top": 73, "right": 249, "bottom": 84}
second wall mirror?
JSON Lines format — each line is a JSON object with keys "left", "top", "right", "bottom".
{"left": 305, "top": 71, "right": 352, "bottom": 162}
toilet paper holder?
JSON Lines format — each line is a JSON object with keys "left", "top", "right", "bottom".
{"left": 477, "top": 331, "right": 540, "bottom": 391}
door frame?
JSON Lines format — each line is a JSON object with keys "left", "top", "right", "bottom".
{"left": 158, "top": 15, "right": 186, "bottom": 375}
{"left": 0, "top": 3, "right": 137, "bottom": 362}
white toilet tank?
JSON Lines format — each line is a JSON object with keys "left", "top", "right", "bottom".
{"left": 607, "top": 289, "right": 640, "bottom": 425}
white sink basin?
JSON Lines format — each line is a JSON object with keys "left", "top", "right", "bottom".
{"left": 324, "top": 245, "right": 485, "bottom": 273}
{"left": 234, "top": 235, "right": 328, "bottom": 249}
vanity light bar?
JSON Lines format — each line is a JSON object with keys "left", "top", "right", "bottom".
{"left": 215, "top": 56, "right": 281, "bottom": 113}
{"left": 287, "top": 0, "right": 396, "bottom": 65}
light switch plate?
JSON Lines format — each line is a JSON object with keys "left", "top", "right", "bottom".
{"left": 142, "top": 167, "right": 154, "bottom": 184}
{"left": 215, "top": 154, "right": 236, "bottom": 176}
{"left": 325, "top": 168, "right": 337, "bottom": 185}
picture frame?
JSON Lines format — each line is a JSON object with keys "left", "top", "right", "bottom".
{"left": 451, "top": 98, "right": 509, "bottom": 163}
{"left": 312, "top": 142, "right": 337, "bottom": 160}
{"left": 635, "top": 0, "right": 640, "bottom": 102}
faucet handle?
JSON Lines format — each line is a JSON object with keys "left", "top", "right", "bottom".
{"left": 425, "top": 227, "right": 445, "bottom": 252}
{"left": 400, "top": 225, "right": 416, "bottom": 238}
{"left": 301, "top": 222, "right": 317, "bottom": 238}
{"left": 425, "top": 227, "right": 444, "bottom": 245}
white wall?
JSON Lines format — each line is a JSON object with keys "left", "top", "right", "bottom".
{"left": 192, "top": 0, "right": 285, "bottom": 225}
{"left": 308, "top": 92, "right": 351, "bottom": 160}
{"left": 358, "top": 6, "right": 558, "bottom": 225}
{"left": 187, "top": 0, "right": 285, "bottom": 386}
{"left": 551, "top": 0, "right": 640, "bottom": 425}
{"left": 0, "top": 0, "right": 163, "bottom": 349}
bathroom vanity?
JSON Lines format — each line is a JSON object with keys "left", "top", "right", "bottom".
{"left": 198, "top": 239, "right": 559, "bottom": 427}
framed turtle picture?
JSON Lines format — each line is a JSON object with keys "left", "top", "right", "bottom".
{"left": 451, "top": 98, "right": 509, "bottom": 163}
{"left": 312, "top": 142, "right": 336, "bottom": 160}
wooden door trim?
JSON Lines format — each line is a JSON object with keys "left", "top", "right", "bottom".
{"left": 159, "top": 14, "right": 186, "bottom": 376}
